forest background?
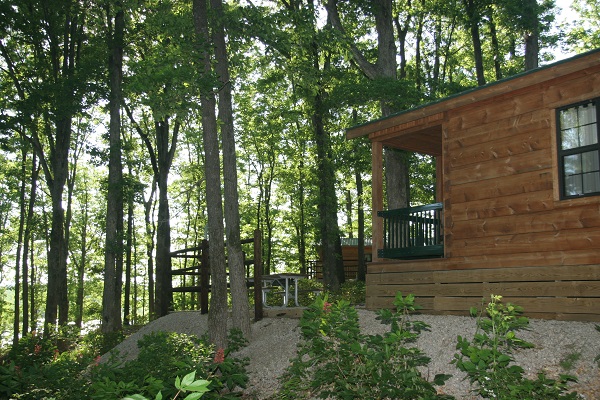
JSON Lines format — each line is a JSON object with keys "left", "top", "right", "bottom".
{"left": 0, "top": 0, "right": 598, "bottom": 348}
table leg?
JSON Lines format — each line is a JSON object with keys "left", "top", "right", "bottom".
{"left": 294, "top": 278, "right": 300, "bottom": 306}
{"left": 283, "top": 278, "right": 289, "bottom": 307}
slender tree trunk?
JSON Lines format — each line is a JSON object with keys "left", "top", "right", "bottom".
{"left": 13, "top": 148, "right": 27, "bottom": 346}
{"left": 356, "top": 169, "right": 366, "bottom": 282}
{"left": 194, "top": 0, "right": 228, "bottom": 348}
{"left": 75, "top": 188, "right": 87, "bottom": 329}
{"left": 154, "top": 119, "right": 178, "bottom": 317}
{"left": 22, "top": 154, "right": 38, "bottom": 334}
{"left": 487, "top": 11, "right": 502, "bottom": 80}
{"left": 464, "top": 0, "right": 486, "bottom": 86}
{"left": 45, "top": 116, "right": 71, "bottom": 333}
{"left": 523, "top": 0, "right": 539, "bottom": 70}
{"left": 124, "top": 166, "right": 134, "bottom": 325}
{"left": 102, "top": 2, "right": 125, "bottom": 333}
{"left": 144, "top": 181, "right": 157, "bottom": 317}
{"left": 210, "top": 0, "right": 251, "bottom": 337}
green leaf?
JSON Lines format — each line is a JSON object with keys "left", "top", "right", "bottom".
{"left": 433, "top": 374, "right": 452, "bottom": 385}
{"left": 180, "top": 371, "right": 196, "bottom": 387}
{"left": 185, "top": 379, "right": 211, "bottom": 392}
{"left": 122, "top": 395, "right": 148, "bottom": 400}
{"left": 183, "top": 393, "right": 205, "bottom": 400}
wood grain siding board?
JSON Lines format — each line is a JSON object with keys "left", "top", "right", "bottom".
{"left": 447, "top": 91, "right": 545, "bottom": 133}
{"left": 449, "top": 227, "right": 600, "bottom": 257}
{"left": 366, "top": 271, "right": 435, "bottom": 285}
{"left": 434, "top": 296, "right": 600, "bottom": 316}
{"left": 450, "top": 206, "right": 600, "bottom": 239}
{"left": 450, "top": 170, "right": 553, "bottom": 204}
{"left": 442, "top": 251, "right": 600, "bottom": 269}
{"left": 451, "top": 190, "right": 554, "bottom": 222}
{"left": 542, "top": 68, "right": 600, "bottom": 108}
{"left": 433, "top": 264, "right": 600, "bottom": 283}
{"left": 368, "top": 281, "right": 600, "bottom": 298}
{"left": 445, "top": 109, "right": 549, "bottom": 148}
{"left": 366, "top": 297, "right": 600, "bottom": 321}
{"left": 447, "top": 147, "right": 553, "bottom": 186}
{"left": 448, "top": 129, "right": 551, "bottom": 169}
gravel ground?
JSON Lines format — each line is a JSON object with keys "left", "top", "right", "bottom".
{"left": 103, "top": 308, "right": 600, "bottom": 399}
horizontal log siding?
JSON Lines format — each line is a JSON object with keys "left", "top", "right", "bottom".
{"left": 366, "top": 261, "right": 600, "bottom": 321}
{"left": 366, "top": 59, "right": 600, "bottom": 321}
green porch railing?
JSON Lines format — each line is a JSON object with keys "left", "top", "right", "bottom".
{"left": 377, "top": 202, "right": 443, "bottom": 259}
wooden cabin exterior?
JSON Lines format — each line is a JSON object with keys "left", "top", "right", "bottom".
{"left": 348, "top": 49, "right": 600, "bottom": 321}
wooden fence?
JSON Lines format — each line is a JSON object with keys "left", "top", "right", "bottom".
{"left": 170, "top": 229, "right": 266, "bottom": 320}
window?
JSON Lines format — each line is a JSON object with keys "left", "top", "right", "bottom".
{"left": 557, "top": 98, "right": 600, "bottom": 199}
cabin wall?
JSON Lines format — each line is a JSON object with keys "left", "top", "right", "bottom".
{"left": 366, "top": 62, "right": 600, "bottom": 321}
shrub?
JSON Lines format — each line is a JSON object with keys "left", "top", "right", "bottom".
{"left": 453, "top": 295, "right": 580, "bottom": 399}
{"left": 278, "top": 292, "right": 453, "bottom": 399}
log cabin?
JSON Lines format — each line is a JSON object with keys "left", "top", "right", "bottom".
{"left": 348, "top": 49, "right": 600, "bottom": 321}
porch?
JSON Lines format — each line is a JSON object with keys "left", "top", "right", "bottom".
{"left": 377, "top": 202, "right": 443, "bottom": 259}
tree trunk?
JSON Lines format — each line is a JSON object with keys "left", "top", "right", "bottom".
{"left": 44, "top": 116, "right": 71, "bottom": 333}
{"left": 313, "top": 89, "right": 345, "bottom": 290}
{"left": 22, "top": 153, "right": 38, "bottom": 334}
{"left": 326, "top": 0, "right": 410, "bottom": 210}
{"left": 13, "top": 148, "right": 27, "bottom": 346}
{"left": 155, "top": 119, "right": 178, "bottom": 317}
{"left": 75, "top": 187, "right": 87, "bottom": 329}
{"left": 464, "top": 0, "right": 486, "bottom": 86}
{"left": 211, "top": 0, "right": 251, "bottom": 338}
{"left": 144, "top": 181, "right": 157, "bottom": 317}
{"left": 194, "top": 0, "right": 228, "bottom": 348}
{"left": 356, "top": 169, "right": 366, "bottom": 282}
{"left": 523, "top": 0, "right": 539, "bottom": 70}
{"left": 102, "top": 2, "right": 125, "bottom": 333}
{"left": 124, "top": 167, "right": 134, "bottom": 325}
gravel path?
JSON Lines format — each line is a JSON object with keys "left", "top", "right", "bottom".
{"left": 104, "top": 308, "right": 600, "bottom": 399}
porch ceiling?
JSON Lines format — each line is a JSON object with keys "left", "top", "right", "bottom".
{"left": 375, "top": 124, "right": 442, "bottom": 156}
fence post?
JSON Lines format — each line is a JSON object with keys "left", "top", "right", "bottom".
{"left": 200, "top": 239, "right": 209, "bottom": 314}
{"left": 253, "top": 229, "right": 263, "bottom": 321}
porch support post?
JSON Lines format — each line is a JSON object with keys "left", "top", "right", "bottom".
{"left": 372, "top": 141, "right": 384, "bottom": 262}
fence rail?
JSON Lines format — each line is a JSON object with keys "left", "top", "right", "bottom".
{"left": 377, "top": 202, "right": 443, "bottom": 259}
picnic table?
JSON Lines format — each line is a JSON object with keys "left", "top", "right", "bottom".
{"left": 260, "top": 273, "right": 307, "bottom": 307}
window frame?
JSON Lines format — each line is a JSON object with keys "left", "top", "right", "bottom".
{"left": 556, "top": 97, "right": 600, "bottom": 200}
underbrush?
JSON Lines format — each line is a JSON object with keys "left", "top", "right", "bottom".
{"left": 0, "top": 292, "right": 589, "bottom": 399}
{"left": 275, "top": 293, "right": 583, "bottom": 400}
{"left": 0, "top": 327, "right": 248, "bottom": 399}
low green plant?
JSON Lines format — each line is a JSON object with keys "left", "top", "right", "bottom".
{"left": 559, "top": 351, "right": 582, "bottom": 372}
{"left": 278, "top": 292, "right": 453, "bottom": 399}
{"left": 124, "top": 371, "right": 211, "bottom": 400}
{"left": 326, "top": 279, "right": 366, "bottom": 305}
{"left": 453, "top": 295, "right": 579, "bottom": 399}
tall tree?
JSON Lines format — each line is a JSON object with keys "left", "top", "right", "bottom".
{"left": 102, "top": 0, "right": 126, "bottom": 333}
{"left": 0, "top": 0, "right": 101, "bottom": 333}
{"left": 194, "top": 0, "right": 228, "bottom": 347}
{"left": 325, "top": 0, "right": 411, "bottom": 209}
{"left": 125, "top": 0, "right": 195, "bottom": 317}
{"left": 211, "top": 0, "right": 251, "bottom": 337}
